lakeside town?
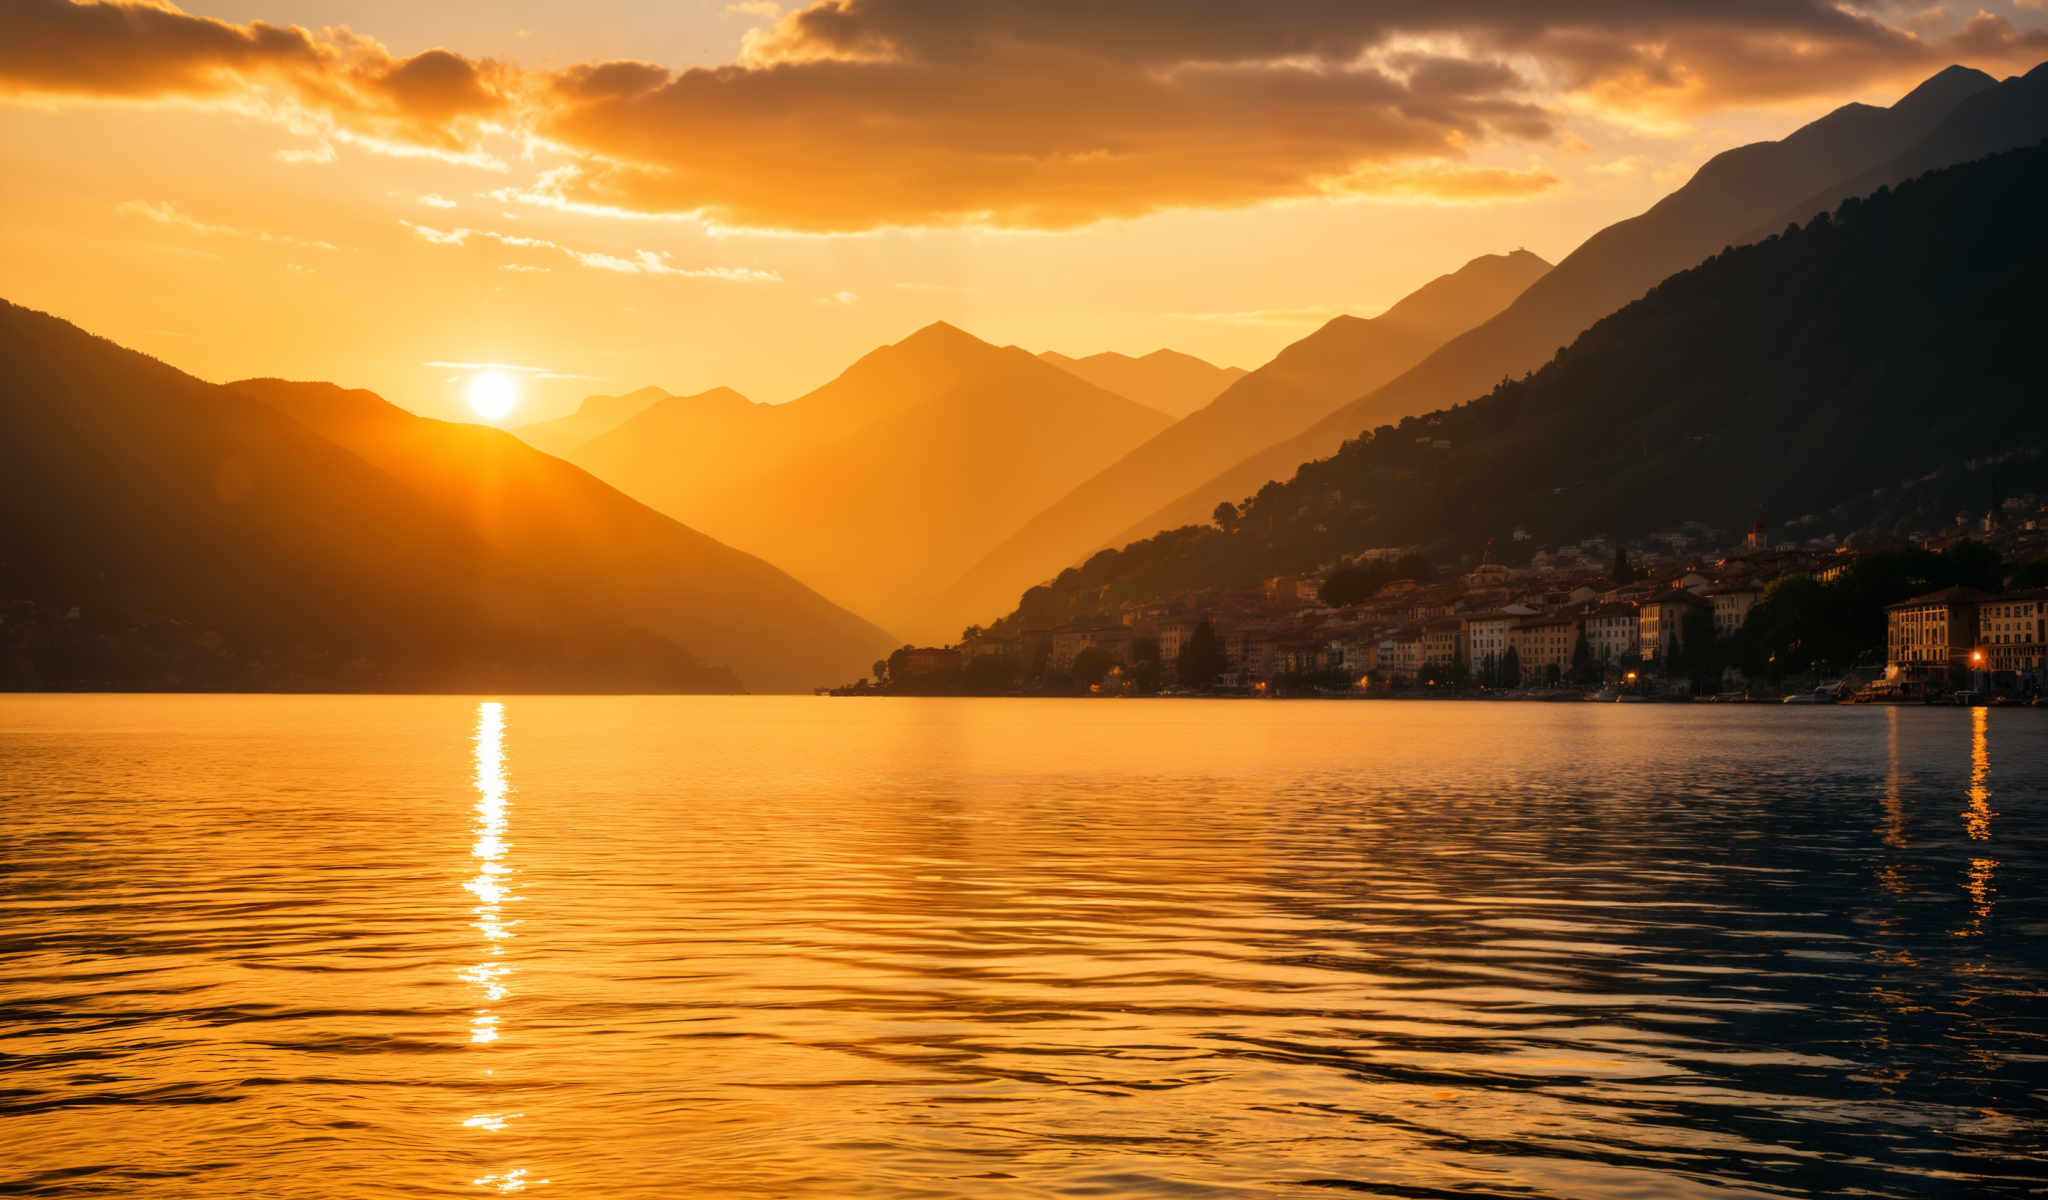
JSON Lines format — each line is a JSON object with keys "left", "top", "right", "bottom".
{"left": 837, "top": 500, "right": 2048, "bottom": 704}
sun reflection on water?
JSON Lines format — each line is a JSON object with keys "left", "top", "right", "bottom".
{"left": 1961, "top": 706, "right": 1996, "bottom": 934}
{"left": 463, "top": 701, "right": 545, "bottom": 1191}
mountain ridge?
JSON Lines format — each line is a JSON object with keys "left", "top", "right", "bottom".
{"left": 565, "top": 320, "right": 1172, "bottom": 638}
{"left": 1037, "top": 348, "right": 1246, "bottom": 418}
{"left": 1118, "top": 61, "right": 2023, "bottom": 545}
{"left": 988, "top": 141, "right": 2048, "bottom": 631}
{"left": 938, "top": 248, "right": 1550, "bottom": 629}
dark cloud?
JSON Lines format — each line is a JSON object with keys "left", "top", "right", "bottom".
{"left": 0, "top": 0, "right": 512, "bottom": 152}
{"left": 4, "top": 0, "right": 2044, "bottom": 229}
{"left": 533, "top": 45, "right": 1558, "bottom": 229}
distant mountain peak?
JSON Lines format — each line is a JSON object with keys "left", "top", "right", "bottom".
{"left": 1891, "top": 63, "right": 1998, "bottom": 120}
{"left": 901, "top": 319, "right": 986, "bottom": 349}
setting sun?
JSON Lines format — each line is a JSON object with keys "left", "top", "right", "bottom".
{"left": 467, "top": 371, "right": 518, "bottom": 421}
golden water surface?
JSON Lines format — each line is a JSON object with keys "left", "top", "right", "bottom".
{"left": 1, "top": 697, "right": 2043, "bottom": 1198}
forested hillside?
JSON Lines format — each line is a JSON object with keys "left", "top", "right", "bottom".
{"left": 996, "top": 143, "right": 2048, "bottom": 629}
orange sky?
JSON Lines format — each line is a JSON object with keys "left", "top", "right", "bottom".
{"left": 3, "top": 0, "right": 2044, "bottom": 421}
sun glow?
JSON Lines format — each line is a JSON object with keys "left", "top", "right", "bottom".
{"left": 467, "top": 371, "right": 518, "bottom": 421}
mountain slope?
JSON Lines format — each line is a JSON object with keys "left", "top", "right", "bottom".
{"left": 990, "top": 143, "right": 2048, "bottom": 629}
{"left": 230, "top": 378, "right": 897, "bottom": 692}
{"left": 1746, "top": 61, "right": 2048, "bottom": 245}
{"left": 567, "top": 321, "right": 1171, "bottom": 638}
{"left": 1038, "top": 349, "right": 1243, "bottom": 418}
{"left": 942, "top": 249, "right": 1549, "bottom": 624}
{"left": 0, "top": 302, "right": 737, "bottom": 691}
{"left": 513, "top": 385, "right": 671, "bottom": 457}
{"left": 1124, "top": 62, "right": 2011, "bottom": 544}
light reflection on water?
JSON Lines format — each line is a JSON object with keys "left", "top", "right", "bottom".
{"left": 0, "top": 696, "right": 2044, "bottom": 1199}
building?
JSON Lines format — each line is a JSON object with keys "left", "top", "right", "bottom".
{"left": 1510, "top": 612, "right": 1580, "bottom": 684}
{"left": 1885, "top": 587, "right": 1988, "bottom": 686}
{"left": 1638, "top": 591, "right": 1708, "bottom": 666}
{"left": 1704, "top": 582, "right": 1766, "bottom": 638}
{"left": 1461, "top": 611, "right": 1516, "bottom": 680}
{"left": 1582, "top": 602, "right": 1640, "bottom": 664}
{"left": 1050, "top": 624, "right": 1130, "bottom": 671}
{"left": 894, "top": 646, "right": 961, "bottom": 677}
{"left": 960, "top": 636, "right": 1018, "bottom": 664}
{"left": 1422, "top": 617, "right": 1463, "bottom": 670}
{"left": 1383, "top": 627, "right": 1424, "bottom": 680}
{"left": 1150, "top": 618, "right": 1201, "bottom": 666}
{"left": 1744, "top": 519, "right": 1769, "bottom": 552}
{"left": 1977, "top": 590, "right": 2045, "bottom": 685}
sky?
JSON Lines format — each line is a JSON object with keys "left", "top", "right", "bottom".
{"left": 3, "top": 0, "right": 2045, "bottom": 422}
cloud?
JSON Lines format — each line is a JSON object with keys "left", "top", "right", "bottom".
{"left": 0, "top": 0, "right": 513, "bottom": 159}
{"left": 533, "top": 50, "right": 1559, "bottom": 230}
{"left": 419, "top": 192, "right": 458, "bottom": 208}
{"left": 402, "top": 220, "right": 779, "bottom": 281}
{"left": 120, "top": 198, "right": 337, "bottom": 249}
{"left": 11, "top": 0, "right": 2048, "bottom": 232}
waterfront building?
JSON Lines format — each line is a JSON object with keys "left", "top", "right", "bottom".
{"left": 1638, "top": 591, "right": 1708, "bottom": 666}
{"left": 1978, "top": 590, "right": 2046, "bottom": 686}
{"left": 896, "top": 646, "right": 962, "bottom": 677}
{"left": 1582, "top": 602, "right": 1640, "bottom": 664}
{"left": 1423, "top": 618, "right": 1463, "bottom": 669}
{"left": 1885, "top": 586, "right": 1988, "bottom": 686}
{"left": 1509, "top": 612, "right": 1580, "bottom": 683}
{"left": 1461, "top": 611, "right": 1516, "bottom": 679}
{"left": 1704, "top": 582, "right": 1766, "bottom": 638}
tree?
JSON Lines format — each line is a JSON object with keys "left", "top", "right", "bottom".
{"left": 1070, "top": 646, "right": 1116, "bottom": 686}
{"left": 1176, "top": 620, "right": 1228, "bottom": 688}
{"left": 1611, "top": 543, "right": 1636, "bottom": 584}
{"left": 1212, "top": 501, "right": 1239, "bottom": 531}
{"left": 961, "top": 624, "right": 984, "bottom": 643}
{"left": 872, "top": 658, "right": 889, "bottom": 686}
{"left": 1679, "top": 606, "right": 1720, "bottom": 692}
{"left": 1129, "top": 637, "right": 1163, "bottom": 693}
{"left": 1500, "top": 646, "right": 1522, "bottom": 689}
{"left": 964, "top": 654, "right": 1018, "bottom": 694}
{"left": 1568, "top": 633, "right": 1601, "bottom": 684}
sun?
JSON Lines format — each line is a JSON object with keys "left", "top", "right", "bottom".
{"left": 467, "top": 371, "right": 518, "bottom": 421}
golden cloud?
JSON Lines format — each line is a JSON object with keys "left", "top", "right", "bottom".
{"left": 5, "top": 0, "right": 2045, "bottom": 231}
{"left": 0, "top": 0, "right": 513, "bottom": 153}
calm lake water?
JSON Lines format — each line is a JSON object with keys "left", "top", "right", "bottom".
{"left": 1, "top": 697, "right": 2043, "bottom": 1199}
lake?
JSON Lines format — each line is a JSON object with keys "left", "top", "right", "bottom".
{"left": 1, "top": 696, "right": 2043, "bottom": 1198}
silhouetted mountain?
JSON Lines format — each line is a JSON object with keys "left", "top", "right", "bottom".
{"left": 0, "top": 301, "right": 894, "bottom": 692}
{"left": 1128, "top": 62, "right": 2025, "bottom": 544}
{"left": 513, "top": 385, "right": 671, "bottom": 456}
{"left": 231, "top": 378, "right": 895, "bottom": 692}
{"left": 1038, "top": 349, "right": 1243, "bottom": 418}
{"left": 993, "top": 143, "right": 2048, "bottom": 628}
{"left": 1747, "top": 62, "right": 2048, "bottom": 243}
{"left": 942, "top": 249, "right": 1549, "bottom": 625}
{"left": 568, "top": 321, "right": 1170, "bottom": 638}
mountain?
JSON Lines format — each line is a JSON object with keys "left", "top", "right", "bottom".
{"left": 1745, "top": 61, "right": 2048, "bottom": 244}
{"left": 1038, "top": 349, "right": 1244, "bottom": 418}
{"left": 1123, "top": 62, "right": 2016, "bottom": 545}
{"left": 566, "top": 321, "right": 1171, "bottom": 638}
{"left": 513, "top": 385, "right": 671, "bottom": 457}
{"left": 941, "top": 249, "right": 1550, "bottom": 625}
{"left": 989, "top": 142, "right": 2048, "bottom": 630}
{"left": 229, "top": 379, "right": 896, "bottom": 692}
{"left": 0, "top": 300, "right": 893, "bottom": 692}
